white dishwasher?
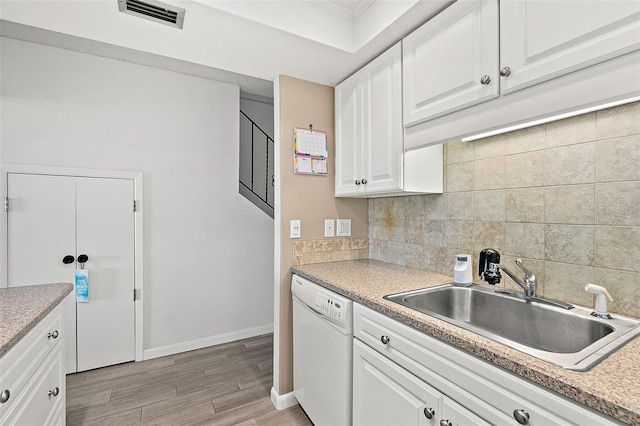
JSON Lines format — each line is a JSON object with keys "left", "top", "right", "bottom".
{"left": 292, "top": 274, "right": 353, "bottom": 426}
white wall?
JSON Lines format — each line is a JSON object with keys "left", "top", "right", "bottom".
{"left": 0, "top": 37, "right": 274, "bottom": 357}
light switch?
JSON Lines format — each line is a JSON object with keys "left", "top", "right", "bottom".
{"left": 336, "top": 219, "right": 351, "bottom": 237}
{"left": 324, "top": 219, "right": 335, "bottom": 237}
{"left": 290, "top": 220, "right": 301, "bottom": 239}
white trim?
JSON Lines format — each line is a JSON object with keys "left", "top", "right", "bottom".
{"left": 270, "top": 387, "right": 299, "bottom": 411}
{"left": 143, "top": 324, "right": 274, "bottom": 360}
{"left": 0, "top": 163, "right": 145, "bottom": 363}
{"left": 272, "top": 76, "right": 282, "bottom": 399}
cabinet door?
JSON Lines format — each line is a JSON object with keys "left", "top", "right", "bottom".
{"left": 362, "top": 42, "right": 403, "bottom": 194}
{"left": 353, "top": 339, "right": 442, "bottom": 426}
{"left": 440, "top": 396, "right": 491, "bottom": 426}
{"left": 403, "top": 0, "right": 499, "bottom": 126}
{"left": 335, "top": 71, "right": 364, "bottom": 196}
{"left": 500, "top": 0, "right": 640, "bottom": 94}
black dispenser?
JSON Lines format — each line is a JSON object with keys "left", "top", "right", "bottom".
{"left": 479, "top": 248, "right": 502, "bottom": 285}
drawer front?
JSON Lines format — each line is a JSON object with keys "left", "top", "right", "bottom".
{"left": 354, "top": 303, "right": 622, "bottom": 425}
{"left": 2, "top": 347, "right": 64, "bottom": 426}
{"left": 0, "top": 304, "right": 63, "bottom": 419}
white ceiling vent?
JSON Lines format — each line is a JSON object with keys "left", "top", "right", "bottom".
{"left": 118, "top": 0, "right": 185, "bottom": 29}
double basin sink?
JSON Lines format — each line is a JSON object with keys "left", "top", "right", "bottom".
{"left": 384, "top": 284, "right": 640, "bottom": 371}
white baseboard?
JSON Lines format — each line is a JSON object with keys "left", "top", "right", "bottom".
{"left": 270, "top": 386, "right": 298, "bottom": 410}
{"left": 143, "top": 324, "right": 274, "bottom": 360}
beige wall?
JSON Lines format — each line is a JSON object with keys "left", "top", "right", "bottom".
{"left": 370, "top": 101, "right": 640, "bottom": 318}
{"left": 276, "top": 75, "right": 368, "bottom": 394}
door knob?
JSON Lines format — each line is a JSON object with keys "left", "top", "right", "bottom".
{"left": 62, "top": 255, "right": 75, "bottom": 264}
{"left": 77, "top": 254, "right": 89, "bottom": 263}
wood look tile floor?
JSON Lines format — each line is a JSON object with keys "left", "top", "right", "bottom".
{"left": 66, "top": 334, "right": 313, "bottom": 426}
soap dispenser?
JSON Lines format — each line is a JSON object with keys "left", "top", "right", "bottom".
{"left": 454, "top": 254, "right": 473, "bottom": 286}
{"left": 584, "top": 283, "right": 613, "bottom": 319}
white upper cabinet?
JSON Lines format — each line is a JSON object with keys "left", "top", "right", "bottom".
{"left": 403, "top": 0, "right": 499, "bottom": 126}
{"left": 335, "top": 42, "right": 404, "bottom": 196}
{"left": 500, "top": 0, "right": 640, "bottom": 94}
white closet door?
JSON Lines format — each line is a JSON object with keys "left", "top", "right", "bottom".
{"left": 7, "top": 173, "right": 78, "bottom": 373}
{"left": 75, "top": 177, "right": 135, "bottom": 372}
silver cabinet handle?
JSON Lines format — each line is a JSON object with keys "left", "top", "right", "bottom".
{"left": 48, "top": 330, "right": 59, "bottom": 339}
{"left": 423, "top": 407, "right": 435, "bottom": 419}
{"left": 500, "top": 66, "right": 511, "bottom": 77}
{"left": 361, "top": 178, "right": 368, "bottom": 184}
{"left": 480, "top": 75, "right": 491, "bottom": 85}
{"left": 355, "top": 180, "right": 361, "bottom": 186}
{"left": 0, "top": 389, "right": 10, "bottom": 404}
{"left": 380, "top": 335, "right": 390, "bottom": 344}
{"left": 440, "top": 420, "right": 452, "bottom": 426}
{"left": 513, "top": 409, "right": 530, "bottom": 425}
{"left": 48, "top": 387, "right": 60, "bottom": 397}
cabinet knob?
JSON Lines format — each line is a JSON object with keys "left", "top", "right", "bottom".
{"left": 355, "top": 180, "right": 361, "bottom": 186}
{"left": 513, "top": 409, "right": 530, "bottom": 425}
{"left": 423, "top": 407, "right": 435, "bottom": 419}
{"left": 361, "top": 178, "right": 368, "bottom": 184}
{"left": 0, "top": 389, "right": 10, "bottom": 404}
{"left": 439, "top": 420, "right": 452, "bottom": 426}
{"left": 48, "top": 330, "right": 59, "bottom": 339}
{"left": 380, "top": 335, "right": 390, "bottom": 344}
{"left": 500, "top": 66, "right": 512, "bottom": 77}
{"left": 48, "top": 387, "right": 60, "bottom": 398}
{"left": 480, "top": 75, "right": 491, "bottom": 85}
{"left": 62, "top": 255, "right": 75, "bottom": 264}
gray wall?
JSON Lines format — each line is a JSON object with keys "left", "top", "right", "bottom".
{"left": 1, "top": 37, "right": 274, "bottom": 357}
{"left": 370, "top": 102, "right": 640, "bottom": 318}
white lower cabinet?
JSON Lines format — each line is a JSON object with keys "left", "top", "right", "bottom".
{"left": 0, "top": 302, "right": 66, "bottom": 426}
{"left": 354, "top": 339, "right": 489, "bottom": 426}
{"left": 353, "top": 303, "right": 624, "bottom": 426}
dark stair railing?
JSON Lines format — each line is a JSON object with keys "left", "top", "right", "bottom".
{"left": 239, "top": 110, "right": 274, "bottom": 218}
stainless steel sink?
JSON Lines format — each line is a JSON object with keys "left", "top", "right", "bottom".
{"left": 384, "top": 284, "right": 640, "bottom": 371}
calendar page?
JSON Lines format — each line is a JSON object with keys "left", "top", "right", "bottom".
{"left": 294, "top": 128, "right": 328, "bottom": 158}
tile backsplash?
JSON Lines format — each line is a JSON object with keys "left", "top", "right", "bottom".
{"left": 293, "top": 237, "right": 369, "bottom": 266}
{"left": 370, "top": 102, "right": 640, "bottom": 317}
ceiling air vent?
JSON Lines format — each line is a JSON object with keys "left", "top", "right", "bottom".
{"left": 118, "top": 0, "right": 185, "bottom": 29}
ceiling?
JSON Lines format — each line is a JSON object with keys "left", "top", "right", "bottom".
{"left": 0, "top": 0, "right": 454, "bottom": 98}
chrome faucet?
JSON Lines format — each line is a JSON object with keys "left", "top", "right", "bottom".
{"left": 479, "top": 249, "right": 537, "bottom": 298}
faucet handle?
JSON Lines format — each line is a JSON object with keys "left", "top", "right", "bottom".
{"left": 515, "top": 259, "right": 534, "bottom": 280}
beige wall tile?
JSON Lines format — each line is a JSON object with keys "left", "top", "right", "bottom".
{"left": 404, "top": 196, "right": 425, "bottom": 220}
{"left": 595, "top": 182, "right": 640, "bottom": 226}
{"left": 473, "top": 157, "right": 505, "bottom": 190}
{"left": 405, "top": 243, "right": 426, "bottom": 270}
{"left": 594, "top": 268, "right": 640, "bottom": 317}
{"left": 473, "top": 221, "right": 505, "bottom": 254}
{"left": 596, "top": 101, "right": 640, "bottom": 140}
{"left": 545, "top": 112, "right": 596, "bottom": 148}
{"left": 545, "top": 224, "right": 595, "bottom": 266}
{"left": 424, "top": 220, "right": 446, "bottom": 248}
{"left": 446, "top": 162, "right": 474, "bottom": 193}
{"left": 595, "top": 226, "right": 640, "bottom": 272}
{"left": 544, "top": 262, "right": 594, "bottom": 307}
{"left": 473, "top": 190, "right": 505, "bottom": 222}
{"left": 423, "top": 194, "right": 447, "bottom": 220}
{"left": 545, "top": 143, "right": 595, "bottom": 185}
{"left": 595, "top": 135, "right": 640, "bottom": 182}
{"left": 505, "top": 188, "right": 545, "bottom": 223}
{"left": 505, "top": 150, "right": 545, "bottom": 188}
{"left": 424, "top": 247, "right": 450, "bottom": 276}
{"left": 544, "top": 185, "right": 594, "bottom": 225}
{"left": 474, "top": 134, "right": 505, "bottom": 159}
{"left": 503, "top": 126, "right": 546, "bottom": 155}
{"left": 446, "top": 140, "right": 474, "bottom": 164}
{"left": 504, "top": 223, "right": 544, "bottom": 260}
{"left": 446, "top": 192, "right": 473, "bottom": 221}
{"left": 405, "top": 220, "right": 423, "bottom": 244}
{"left": 445, "top": 221, "right": 474, "bottom": 251}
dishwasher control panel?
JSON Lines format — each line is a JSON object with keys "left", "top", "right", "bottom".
{"left": 315, "top": 291, "right": 346, "bottom": 320}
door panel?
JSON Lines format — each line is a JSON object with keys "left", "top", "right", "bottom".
{"left": 75, "top": 178, "right": 135, "bottom": 371}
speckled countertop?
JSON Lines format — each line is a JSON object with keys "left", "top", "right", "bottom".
{"left": 0, "top": 283, "right": 73, "bottom": 358}
{"left": 292, "top": 259, "right": 640, "bottom": 425}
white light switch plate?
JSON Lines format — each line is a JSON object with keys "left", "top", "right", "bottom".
{"left": 324, "top": 219, "right": 335, "bottom": 237}
{"left": 337, "top": 219, "right": 351, "bottom": 236}
{"left": 290, "top": 220, "right": 301, "bottom": 239}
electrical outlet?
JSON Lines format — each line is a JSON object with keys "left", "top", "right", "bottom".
{"left": 336, "top": 219, "right": 351, "bottom": 236}
{"left": 290, "top": 220, "right": 301, "bottom": 239}
{"left": 324, "top": 219, "right": 335, "bottom": 237}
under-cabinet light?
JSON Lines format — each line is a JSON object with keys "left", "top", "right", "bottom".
{"left": 460, "top": 96, "right": 640, "bottom": 142}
